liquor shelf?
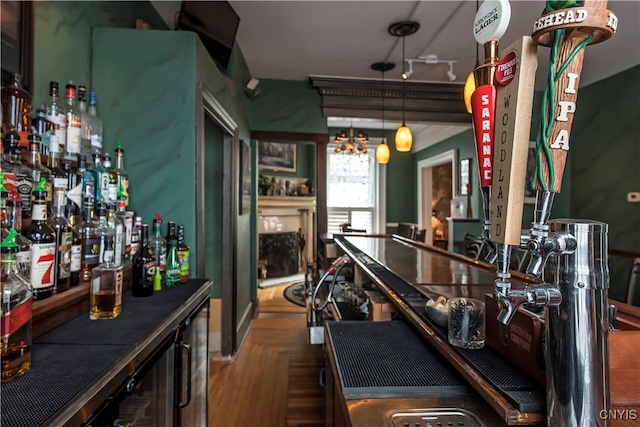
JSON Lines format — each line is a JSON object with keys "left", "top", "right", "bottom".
{"left": 1, "top": 279, "right": 212, "bottom": 427}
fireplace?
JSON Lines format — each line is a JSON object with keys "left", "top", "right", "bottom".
{"left": 257, "top": 196, "right": 316, "bottom": 277}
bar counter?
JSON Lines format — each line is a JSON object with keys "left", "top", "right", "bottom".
{"left": 329, "top": 234, "right": 639, "bottom": 426}
{"left": 1, "top": 279, "right": 212, "bottom": 427}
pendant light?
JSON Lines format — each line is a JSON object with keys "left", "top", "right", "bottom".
{"left": 389, "top": 21, "right": 419, "bottom": 153}
{"left": 464, "top": 0, "right": 481, "bottom": 113}
{"left": 372, "top": 62, "right": 395, "bottom": 164}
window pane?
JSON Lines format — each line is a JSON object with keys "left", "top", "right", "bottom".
{"left": 327, "top": 152, "right": 373, "bottom": 208}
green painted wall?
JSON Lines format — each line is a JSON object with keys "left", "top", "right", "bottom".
{"left": 259, "top": 143, "right": 315, "bottom": 180}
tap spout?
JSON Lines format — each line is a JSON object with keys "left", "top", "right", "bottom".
{"left": 494, "top": 284, "right": 562, "bottom": 325}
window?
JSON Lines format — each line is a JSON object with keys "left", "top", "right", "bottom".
{"left": 326, "top": 147, "right": 385, "bottom": 234}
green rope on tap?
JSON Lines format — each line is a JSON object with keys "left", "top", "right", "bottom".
{"left": 533, "top": 0, "right": 592, "bottom": 192}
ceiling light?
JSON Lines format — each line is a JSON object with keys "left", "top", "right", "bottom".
{"left": 334, "top": 126, "right": 369, "bottom": 155}
{"left": 372, "top": 62, "right": 395, "bottom": 164}
{"left": 389, "top": 20, "right": 419, "bottom": 153}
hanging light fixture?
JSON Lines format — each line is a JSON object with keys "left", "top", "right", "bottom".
{"left": 389, "top": 21, "right": 419, "bottom": 153}
{"left": 372, "top": 62, "right": 395, "bottom": 164}
{"left": 464, "top": 0, "right": 481, "bottom": 113}
{"left": 333, "top": 126, "right": 369, "bottom": 155}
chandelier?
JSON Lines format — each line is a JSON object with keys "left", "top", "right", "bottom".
{"left": 334, "top": 127, "right": 369, "bottom": 154}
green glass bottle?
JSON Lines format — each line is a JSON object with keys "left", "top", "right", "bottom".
{"left": 165, "top": 234, "right": 180, "bottom": 288}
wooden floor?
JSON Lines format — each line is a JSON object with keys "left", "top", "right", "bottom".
{"left": 209, "top": 283, "right": 325, "bottom": 427}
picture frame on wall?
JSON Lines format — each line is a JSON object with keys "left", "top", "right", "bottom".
{"left": 459, "top": 158, "right": 471, "bottom": 196}
{"left": 258, "top": 141, "right": 297, "bottom": 173}
{"left": 524, "top": 141, "right": 536, "bottom": 204}
{"left": 239, "top": 140, "right": 252, "bottom": 215}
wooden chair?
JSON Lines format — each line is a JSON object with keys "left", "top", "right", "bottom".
{"left": 463, "top": 233, "right": 485, "bottom": 259}
{"left": 413, "top": 228, "right": 426, "bottom": 243}
{"left": 397, "top": 223, "right": 414, "bottom": 239}
{"left": 340, "top": 223, "right": 366, "bottom": 233}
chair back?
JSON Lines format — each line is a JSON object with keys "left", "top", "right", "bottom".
{"left": 397, "top": 223, "right": 414, "bottom": 239}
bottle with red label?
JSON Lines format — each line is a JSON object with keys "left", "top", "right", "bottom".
{"left": 5, "top": 189, "right": 32, "bottom": 281}
{"left": 24, "top": 178, "right": 56, "bottom": 300}
{"left": 132, "top": 223, "right": 154, "bottom": 297}
{"left": 0, "top": 228, "right": 33, "bottom": 383}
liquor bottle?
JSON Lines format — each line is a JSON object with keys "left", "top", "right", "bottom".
{"left": 87, "top": 153, "right": 109, "bottom": 204}
{"left": 46, "top": 135, "right": 68, "bottom": 196}
{"left": 0, "top": 228, "right": 33, "bottom": 383}
{"left": 25, "top": 134, "right": 52, "bottom": 207}
{"left": 77, "top": 86, "right": 92, "bottom": 159}
{"left": 64, "top": 82, "right": 82, "bottom": 163}
{"left": 94, "top": 202, "right": 116, "bottom": 264}
{"left": 75, "top": 196, "right": 101, "bottom": 284}
{"left": 129, "top": 216, "right": 141, "bottom": 261}
{"left": 105, "top": 203, "right": 125, "bottom": 268}
{"left": 132, "top": 223, "right": 154, "bottom": 297}
{"left": 112, "top": 141, "right": 129, "bottom": 207}
{"left": 115, "top": 192, "right": 133, "bottom": 264}
{"left": 45, "top": 81, "right": 66, "bottom": 155}
{"left": 165, "top": 233, "right": 181, "bottom": 288}
{"left": 177, "top": 224, "right": 189, "bottom": 283}
{"left": 5, "top": 190, "right": 31, "bottom": 280}
{"left": 71, "top": 154, "right": 96, "bottom": 213}
{"left": 149, "top": 214, "right": 167, "bottom": 288}
{"left": 65, "top": 203, "right": 81, "bottom": 286}
{"left": 1, "top": 173, "right": 9, "bottom": 232}
{"left": 2, "top": 131, "right": 33, "bottom": 229}
{"left": 90, "top": 235, "right": 122, "bottom": 320}
{"left": 88, "top": 91, "right": 103, "bottom": 156}
{"left": 102, "top": 152, "right": 118, "bottom": 205}
{"left": 48, "top": 188, "right": 72, "bottom": 292}
{"left": 1, "top": 73, "right": 32, "bottom": 147}
{"left": 31, "top": 107, "right": 54, "bottom": 156}
{"left": 24, "top": 178, "right": 56, "bottom": 300}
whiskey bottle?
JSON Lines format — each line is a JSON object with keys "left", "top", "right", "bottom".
{"left": 149, "top": 215, "right": 167, "bottom": 289}
{"left": 177, "top": 224, "right": 190, "bottom": 283}
{"left": 165, "top": 233, "right": 180, "bottom": 288}
{"left": 3, "top": 131, "right": 33, "bottom": 229}
{"left": 0, "top": 228, "right": 33, "bottom": 383}
{"left": 75, "top": 196, "right": 101, "bottom": 284}
{"left": 1, "top": 73, "right": 32, "bottom": 147}
{"left": 45, "top": 81, "right": 66, "bottom": 153}
{"left": 65, "top": 203, "right": 81, "bottom": 286}
{"left": 47, "top": 135, "right": 69, "bottom": 194}
{"left": 25, "top": 134, "right": 52, "bottom": 207}
{"left": 129, "top": 216, "right": 141, "bottom": 262}
{"left": 88, "top": 92, "right": 103, "bottom": 156}
{"left": 64, "top": 82, "right": 82, "bottom": 163}
{"left": 5, "top": 190, "right": 31, "bottom": 280}
{"left": 48, "top": 188, "right": 72, "bottom": 292}
{"left": 24, "top": 178, "right": 56, "bottom": 300}
{"left": 77, "top": 86, "right": 92, "bottom": 159}
{"left": 90, "top": 235, "right": 122, "bottom": 320}
{"left": 132, "top": 224, "right": 154, "bottom": 297}
{"left": 112, "top": 141, "right": 129, "bottom": 207}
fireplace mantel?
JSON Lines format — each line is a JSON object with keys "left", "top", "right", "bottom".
{"left": 257, "top": 196, "right": 316, "bottom": 272}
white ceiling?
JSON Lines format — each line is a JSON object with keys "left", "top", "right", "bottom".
{"left": 151, "top": 1, "right": 640, "bottom": 148}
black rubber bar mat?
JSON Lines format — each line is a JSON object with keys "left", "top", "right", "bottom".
{"left": 326, "top": 320, "right": 467, "bottom": 399}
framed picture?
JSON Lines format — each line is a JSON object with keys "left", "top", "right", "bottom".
{"left": 524, "top": 141, "right": 536, "bottom": 204}
{"left": 459, "top": 158, "right": 471, "bottom": 196}
{"left": 258, "top": 141, "right": 297, "bottom": 173}
{"left": 1, "top": 1, "right": 33, "bottom": 92}
{"left": 239, "top": 140, "right": 252, "bottom": 215}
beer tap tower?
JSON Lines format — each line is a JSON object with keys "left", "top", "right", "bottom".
{"left": 469, "top": 1, "right": 618, "bottom": 426}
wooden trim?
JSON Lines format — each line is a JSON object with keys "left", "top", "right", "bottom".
{"left": 316, "top": 141, "right": 327, "bottom": 238}
{"left": 20, "top": 1, "right": 34, "bottom": 93}
{"left": 33, "top": 284, "right": 90, "bottom": 339}
{"left": 250, "top": 131, "right": 328, "bottom": 144}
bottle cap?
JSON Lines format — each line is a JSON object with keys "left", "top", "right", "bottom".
{"left": 3, "top": 130, "right": 21, "bottom": 149}
{"left": 89, "top": 91, "right": 97, "bottom": 107}
{"left": 1, "top": 228, "right": 20, "bottom": 253}
{"left": 116, "top": 140, "right": 124, "bottom": 153}
{"left": 33, "top": 177, "right": 48, "bottom": 194}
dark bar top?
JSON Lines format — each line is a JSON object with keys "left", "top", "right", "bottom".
{"left": 1, "top": 279, "right": 212, "bottom": 427}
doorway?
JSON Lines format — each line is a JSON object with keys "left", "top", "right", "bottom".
{"left": 417, "top": 150, "right": 457, "bottom": 246}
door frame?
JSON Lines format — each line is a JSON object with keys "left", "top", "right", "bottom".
{"left": 417, "top": 149, "right": 457, "bottom": 245}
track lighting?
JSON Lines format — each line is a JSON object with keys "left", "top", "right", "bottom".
{"left": 446, "top": 62, "right": 457, "bottom": 81}
{"left": 404, "top": 56, "right": 458, "bottom": 81}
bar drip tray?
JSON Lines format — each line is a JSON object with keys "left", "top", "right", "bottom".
{"left": 387, "top": 408, "right": 485, "bottom": 427}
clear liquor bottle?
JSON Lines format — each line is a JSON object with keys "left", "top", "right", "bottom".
{"left": 25, "top": 134, "right": 52, "bottom": 209}
{"left": 75, "top": 196, "right": 101, "bottom": 284}
{"left": 115, "top": 194, "right": 132, "bottom": 266}
{"left": 102, "top": 152, "right": 118, "bottom": 206}
{"left": 65, "top": 203, "right": 81, "bottom": 287}
{"left": 77, "top": 86, "right": 92, "bottom": 159}
{"left": 5, "top": 190, "right": 31, "bottom": 280}
{"left": 64, "top": 82, "right": 82, "bottom": 163}
{"left": 88, "top": 91, "right": 103, "bottom": 156}
{"left": 94, "top": 202, "right": 115, "bottom": 264}
{"left": 24, "top": 178, "right": 56, "bottom": 300}
{"left": 48, "top": 188, "right": 72, "bottom": 292}
{"left": 31, "top": 107, "right": 54, "bottom": 157}
{"left": 87, "top": 153, "right": 109, "bottom": 204}
{"left": 165, "top": 234, "right": 180, "bottom": 288}
{"left": 129, "top": 216, "right": 141, "bottom": 262}
{"left": 2, "top": 131, "right": 33, "bottom": 229}
{"left": 47, "top": 135, "right": 69, "bottom": 195}
{"left": 177, "top": 224, "right": 190, "bottom": 284}
{"left": 45, "top": 81, "right": 66, "bottom": 156}
{"left": 0, "top": 228, "right": 33, "bottom": 383}
{"left": 132, "top": 223, "right": 154, "bottom": 297}
{"left": 113, "top": 141, "right": 129, "bottom": 207}
{"left": 105, "top": 202, "right": 125, "bottom": 268}
{"left": 149, "top": 216, "right": 167, "bottom": 289}
{"left": 90, "top": 235, "right": 122, "bottom": 320}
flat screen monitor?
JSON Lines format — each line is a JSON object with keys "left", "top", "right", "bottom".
{"left": 176, "top": 1, "right": 240, "bottom": 71}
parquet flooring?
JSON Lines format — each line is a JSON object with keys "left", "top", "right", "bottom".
{"left": 209, "top": 284, "right": 325, "bottom": 427}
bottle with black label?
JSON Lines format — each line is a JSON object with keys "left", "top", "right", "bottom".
{"left": 2, "top": 131, "right": 33, "bottom": 229}
{"left": 25, "top": 134, "right": 52, "bottom": 209}
{"left": 24, "top": 178, "right": 56, "bottom": 300}
{"left": 65, "top": 203, "right": 81, "bottom": 286}
{"left": 132, "top": 223, "right": 154, "bottom": 297}
{"left": 74, "top": 196, "right": 100, "bottom": 284}
{"left": 177, "top": 224, "right": 190, "bottom": 284}
{"left": 48, "top": 188, "right": 72, "bottom": 292}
